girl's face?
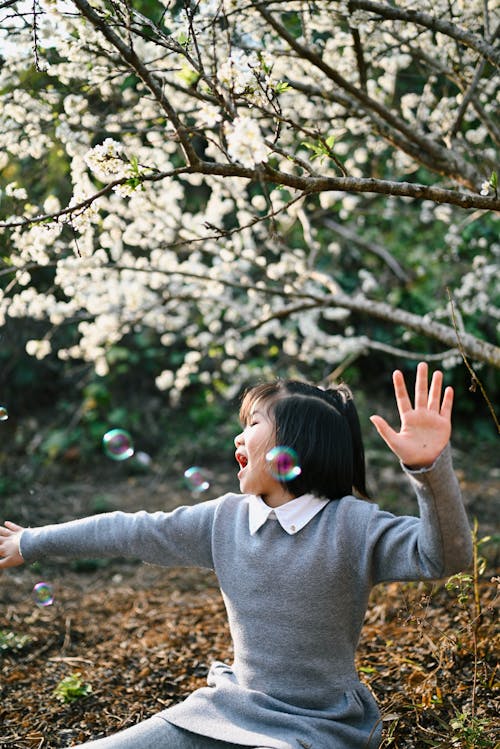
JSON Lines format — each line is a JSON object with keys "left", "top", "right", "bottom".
{"left": 234, "top": 401, "right": 294, "bottom": 507}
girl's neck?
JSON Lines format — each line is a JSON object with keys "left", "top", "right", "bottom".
{"left": 261, "top": 489, "right": 296, "bottom": 508}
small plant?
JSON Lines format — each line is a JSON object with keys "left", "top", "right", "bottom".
{"left": 53, "top": 672, "right": 92, "bottom": 703}
{"left": 441, "top": 521, "right": 497, "bottom": 746}
{"left": 450, "top": 710, "right": 491, "bottom": 748}
{"left": 0, "top": 629, "right": 31, "bottom": 652}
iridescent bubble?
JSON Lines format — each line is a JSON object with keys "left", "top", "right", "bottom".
{"left": 0, "top": 406, "right": 8, "bottom": 421}
{"left": 184, "top": 466, "right": 210, "bottom": 494}
{"left": 32, "top": 581, "right": 54, "bottom": 607}
{"left": 265, "top": 446, "right": 302, "bottom": 481}
{"left": 102, "top": 429, "right": 134, "bottom": 461}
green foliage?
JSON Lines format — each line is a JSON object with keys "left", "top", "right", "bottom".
{"left": 125, "top": 155, "right": 145, "bottom": 191}
{"left": 52, "top": 672, "right": 92, "bottom": 703}
{"left": 445, "top": 572, "right": 475, "bottom": 608}
{"left": 301, "top": 134, "right": 336, "bottom": 162}
{"left": 449, "top": 711, "right": 491, "bottom": 748}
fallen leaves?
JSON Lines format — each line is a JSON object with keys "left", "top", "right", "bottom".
{"left": 0, "top": 567, "right": 498, "bottom": 748}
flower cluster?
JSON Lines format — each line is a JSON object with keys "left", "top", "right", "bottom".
{"left": 83, "top": 138, "right": 129, "bottom": 181}
{"left": 225, "top": 116, "right": 270, "bottom": 167}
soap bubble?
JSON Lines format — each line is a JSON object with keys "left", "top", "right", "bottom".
{"left": 32, "top": 581, "right": 54, "bottom": 607}
{"left": 0, "top": 406, "right": 8, "bottom": 421}
{"left": 102, "top": 429, "right": 134, "bottom": 461}
{"left": 134, "top": 451, "right": 152, "bottom": 468}
{"left": 265, "top": 446, "right": 302, "bottom": 481}
{"left": 184, "top": 466, "right": 210, "bottom": 494}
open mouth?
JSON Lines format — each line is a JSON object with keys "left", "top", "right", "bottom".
{"left": 235, "top": 452, "right": 248, "bottom": 469}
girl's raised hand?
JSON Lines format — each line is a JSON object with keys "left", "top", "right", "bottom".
{"left": 370, "top": 362, "right": 454, "bottom": 469}
{"left": 0, "top": 521, "right": 25, "bottom": 569}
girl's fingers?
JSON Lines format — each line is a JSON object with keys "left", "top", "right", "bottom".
{"left": 392, "top": 369, "right": 412, "bottom": 419}
{"left": 427, "top": 370, "right": 443, "bottom": 411}
{"left": 414, "top": 361, "right": 429, "bottom": 410}
{"left": 440, "top": 385, "right": 454, "bottom": 419}
{"left": 369, "top": 415, "right": 398, "bottom": 448}
{"left": 4, "top": 521, "right": 23, "bottom": 531}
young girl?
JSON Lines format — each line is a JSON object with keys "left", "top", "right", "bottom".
{"left": 0, "top": 362, "right": 472, "bottom": 749}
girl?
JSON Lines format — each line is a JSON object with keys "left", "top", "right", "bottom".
{"left": 0, "top": 362, "right": 472, "bottom": 749}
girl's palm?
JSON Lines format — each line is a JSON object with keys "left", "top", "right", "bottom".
{"left": 370, "top": 362, "right": 453, "bottom": 468}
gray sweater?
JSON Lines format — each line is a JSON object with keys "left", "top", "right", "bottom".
{"left": 20, "top": 445, "right": 471, "bottom": 749}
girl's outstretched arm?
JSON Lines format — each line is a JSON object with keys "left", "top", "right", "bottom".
{"left": 0, "top": 521, "right": 25, "bottom": 569}
{"left": 370, "top": 361, "right": 454, "bottom": 469}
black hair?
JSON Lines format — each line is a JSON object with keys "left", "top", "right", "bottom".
{"left": 239, "top": 379, "right": 369, "bottom": 500}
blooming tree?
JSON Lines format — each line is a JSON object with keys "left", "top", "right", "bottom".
{"left": 0, "top": 0, "right": 499, "bottom": 406}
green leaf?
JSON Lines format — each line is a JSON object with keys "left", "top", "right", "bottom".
{"left": 275, "top": 81, "right": 290, "bottom": 94}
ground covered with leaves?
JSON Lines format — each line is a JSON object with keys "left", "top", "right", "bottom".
{"left": 0, "top": 446, "right": 499, "bottom": 749}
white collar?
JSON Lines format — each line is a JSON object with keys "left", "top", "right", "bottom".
{"left": 248, "top": 493, "right": 329, "bottom": 536}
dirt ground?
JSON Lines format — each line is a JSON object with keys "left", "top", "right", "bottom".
{"left": 0, "top": 442, "right": 499, "bottom": 748}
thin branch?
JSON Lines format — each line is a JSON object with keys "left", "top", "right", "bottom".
{"left": 364, "top": 341, "right": 459, "bottom": 362}
{"left": 377, "top": 19, "right": 500, "bottom": 148}
{"left": 240, "top": 301, "right": 323, "bottom": 333}
{"left": 31, "top": 0, "right": 42, "bottom": 71}
{"left": 446, "top": 288, "right": 500, "bottom": 433}
{"left": 349, "top": 24, "right": 368, "bottom": 91}
{"left": 320, "top": 216, "right": 411, "bottom": 283}
{"left": 451, "top": 20, "right": 500, "bottom": 141}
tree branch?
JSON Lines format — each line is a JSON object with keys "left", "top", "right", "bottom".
{"left": 71, "top": 0, "right": 201, "bottom": 167}
{"left": 349, "top": 24, "right": 368, "bottom": 91}
{"left": 348, "top": 0, "right": 500, "bottom": 69}
{"left": 252, "top": 1, "right": 479, "bottom": 188}
{"left": 321, "top": 287, "right": 500, "bottom": 368}
{"left": 381, "top": 27, "right": 500, "bottom": 148}
{"left": 320, "top": 216, "right": 411, "bottom": 282}
{"left": 1, "top": 165, "right": 499, "bottom": 231}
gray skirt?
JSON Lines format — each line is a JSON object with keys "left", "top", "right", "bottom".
{"left": 75, "top": 717, "right": 251, "bottom": 749}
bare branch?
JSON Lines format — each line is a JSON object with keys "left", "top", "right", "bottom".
{"left": 382, "top": 27, "right": 500, "bottom": 147}
{"left": 320, "top": 217, "right": 411, "bottom": 283}
{"left": 349, "top": 24, "right": 368, "bottom": 91}
{"left": 323, "top": 287, "right": 500, "bottom": 368}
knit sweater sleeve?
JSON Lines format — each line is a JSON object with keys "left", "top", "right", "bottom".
{"left": 19, "top": 498, "right": 225, "bottom": 570}
{"left": 365, "top": 444, "right": 472, "bottom": 584}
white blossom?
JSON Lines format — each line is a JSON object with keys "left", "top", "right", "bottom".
{"left": 84, "top": 138, "right": 129, "bottom": 181}
{"left": 155, "top": 369, "right": 175, "bottom": 390}
{"left": 5, "top": 182, "right": 28, "bottom": 200}
{"left": 0, "top": 0, "right": 496, "bottom": 395}
{"left": 26, "top": 339, "right": 52, "bottom": 359}
{"left": 225, "top": 117, "right": 270, "bottom": 167}
{"left": 195, "top": 102, "right": 223, "bottom": 128}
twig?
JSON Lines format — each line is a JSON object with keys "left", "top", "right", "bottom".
{"left": 446, "top": 288, "right": 500, "bottom": 433}
{"left": 31, "top": 0, "right": 42, "bottom": 70}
